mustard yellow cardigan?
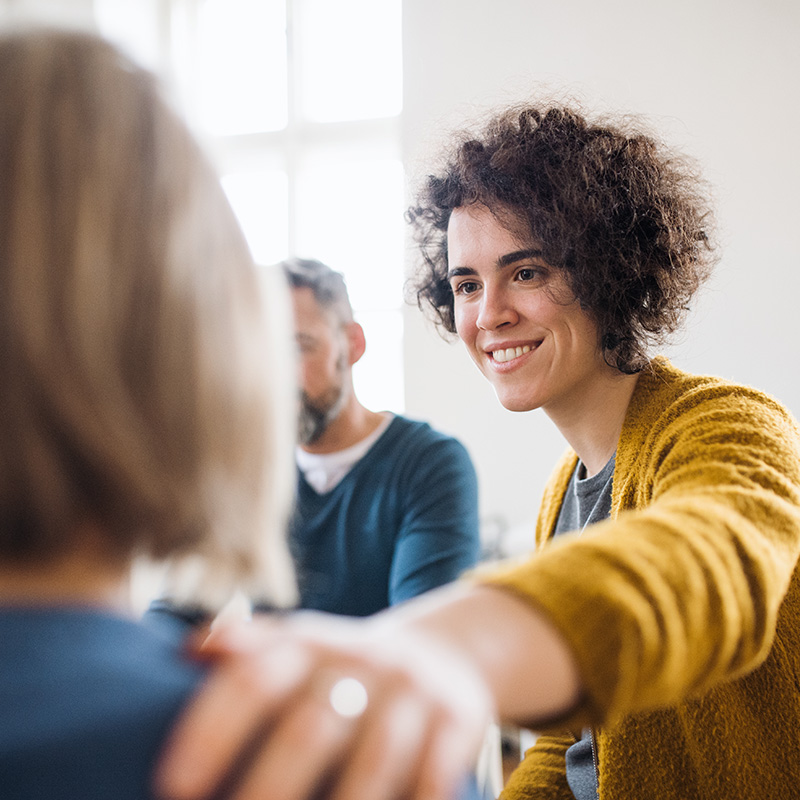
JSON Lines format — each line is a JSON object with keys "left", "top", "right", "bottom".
{"left": 481, "top": 358, "right": 800, "bottom": 800}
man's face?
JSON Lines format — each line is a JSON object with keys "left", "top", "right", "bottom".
{"left": 446, "top": 203, "right": 609, "bottom": 419}
{"left": 292, "top": 286, "right": 350, "bottom": 445}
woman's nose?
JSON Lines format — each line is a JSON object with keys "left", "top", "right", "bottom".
{"left": 476, "top": 288, "right": 517, "bottom": 331}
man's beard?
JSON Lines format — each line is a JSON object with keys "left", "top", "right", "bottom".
{"left": 297, "top": 381, "right": 348, "bottom": 446}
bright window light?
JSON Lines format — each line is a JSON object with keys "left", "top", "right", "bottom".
{"left": 94, "top": 0, "right": 405, "bottom": 413}
{"left": 296, "top": 0, "right": 402, "bottom": 123}
{"left": 353, "top": 309, "right": 404, "bottom": 413}
{"left": 221, "top": 170, "right": 289, "bottom": 267}
{"left": 294, "top": 149, "right": 405, "bottom": 413}
{"left": 195, "top": 0, "right": 288, "bottom": 135}
{"left": 94, "top": 0, "right": 161, "bottom": 70}
{"left": 294, "top": 149, "right": 405, "bottom": 311}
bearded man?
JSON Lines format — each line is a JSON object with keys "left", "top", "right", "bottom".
{"left": 283, "top": 258, "right": 480, "bottom": 616}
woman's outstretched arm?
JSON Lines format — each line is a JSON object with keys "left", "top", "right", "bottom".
{"left": 155, "top": 582, "right": 581, "bottom": 800}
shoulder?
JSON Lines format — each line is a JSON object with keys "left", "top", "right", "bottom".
{"left": 371, "top": 416, "right": 477, "bottom": 489}
{"left": 385, "top": 415, "right": 474, "bottom": 460}
{"left": 628, "top": 358, "right": 798, "bottom": 438}
{"left": 0, "top": 607, "right": 203, "bottom": 692}
{"left": 0, "top": 608, "right": 204, "bottom": 797}
{"left": 617, "top": 358, "right": 800, "bottom": 495}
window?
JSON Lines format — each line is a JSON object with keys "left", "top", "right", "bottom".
{"left": 95, "top": 0, "right": 405, "bottom": 412}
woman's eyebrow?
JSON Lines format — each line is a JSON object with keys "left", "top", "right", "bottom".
{"left": 447, "top": 249, "right": 546, "bottom": 280}
{"left": 497, "top": 248, "right": 545, "bottom": 268}
{"left": 446, "top": 266, "right": 477, "bottom": 279}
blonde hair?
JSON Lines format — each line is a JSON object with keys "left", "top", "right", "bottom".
{"left": 0, "top": 29, "right": 296, "bottom": 608}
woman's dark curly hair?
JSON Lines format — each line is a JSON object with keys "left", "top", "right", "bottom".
{"left": 407, "top": 104, "right": 717, "bottom": 373}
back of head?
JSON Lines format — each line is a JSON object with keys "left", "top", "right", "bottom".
{"left": 0, "top": 29, "right": 296, "bottom": 608}
{"left": 409, "top": 103, "right": 718, "bottom": 373}
{"left": 281, "top": 257, "right": 354, "bottom": 326}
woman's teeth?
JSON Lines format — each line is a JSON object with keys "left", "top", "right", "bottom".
{"left": 492, "top": 345, "right": 531, "bottom": 363}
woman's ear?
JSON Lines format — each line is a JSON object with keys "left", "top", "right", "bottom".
{"left": 345, "top": 321, "right": 366, "bottom": 366}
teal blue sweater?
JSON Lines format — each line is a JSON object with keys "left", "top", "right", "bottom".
{"left": 290, "top": 416, "right": 480, "bottom": 616}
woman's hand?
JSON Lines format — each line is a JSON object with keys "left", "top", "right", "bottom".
{"left": 155, "top": 608, "right": 495, "bottom": 800}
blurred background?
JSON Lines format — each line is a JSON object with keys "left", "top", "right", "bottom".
{"left": 2, "top": 0, "right": 798, "bottom": 556}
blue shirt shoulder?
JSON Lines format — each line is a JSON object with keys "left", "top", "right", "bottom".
{"left": 0, "top": 606, "right": 204, "bottom": 800}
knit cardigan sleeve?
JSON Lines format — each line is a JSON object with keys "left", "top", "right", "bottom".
{"left": 478, "top": 359, "right": 800, "bottom": 729}
{"left": 501, "top": 734, "right": 577, "bottom": 800}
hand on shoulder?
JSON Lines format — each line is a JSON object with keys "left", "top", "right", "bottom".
{"left": 155, "top": 608, "right": 494, "bottom": 800}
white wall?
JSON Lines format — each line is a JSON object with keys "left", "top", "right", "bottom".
{"left": 401, "top": 0, "right": 800, "bottom": 550}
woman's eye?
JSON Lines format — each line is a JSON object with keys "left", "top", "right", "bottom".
{"left": 453, "top": 281, "right": 479, "bottom": 295}
{"left": 516, "top": 268, "right": 538, "bottom": 282}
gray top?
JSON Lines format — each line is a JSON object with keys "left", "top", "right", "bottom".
{"left": 553, "top": 453, "right": 616, "bottom": 800}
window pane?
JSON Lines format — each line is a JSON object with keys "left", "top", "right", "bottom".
{"left": 353, "top": 310, "right": 404, "bottom": 413}
{"left": 195, "top": 0, "right": 287, "bottom": 135}
{"left": 222, "top": 170, "right": 289, "bottom": 266}
{"left": 295, "top": 148, "right": 404, "bottom": 413}
{"left": 296, "top": 0, "right": 402, "bottom": 122}
{"left": 294, "top": 149, "right": 405, "bottom": 310}
{"left": 94, "top": 0, "right": 161, "bottom": 70}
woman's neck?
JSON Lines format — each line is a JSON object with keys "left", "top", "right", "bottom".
{"left": 547, "top": 369, "right": 640, "bottom": 477}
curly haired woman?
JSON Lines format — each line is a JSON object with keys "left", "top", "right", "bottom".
{"left": 156, "top": 104, "right": 800, "bottom": 800}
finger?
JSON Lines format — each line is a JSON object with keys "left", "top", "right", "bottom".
{"left": 414, "top": 716, "right": 479, "bottom": 800}
{"left": 154, "top": 638, "right": 311, "bottom": 800}
{"left": 329, "top": 690, "right": 431, "bottom": 800}
{"left": 229, "top": 684, "right": 358, "bottom": 800}
{"left": 197, "top": 615, "right": 285, "bottom": 656}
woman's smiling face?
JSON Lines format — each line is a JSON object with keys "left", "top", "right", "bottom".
{"left": 447, "top": 203, "right": 610, "bottom": 417}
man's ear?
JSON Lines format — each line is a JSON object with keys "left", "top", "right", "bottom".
{"left": 345, "top": 321, "right": 366, "bottom": 366}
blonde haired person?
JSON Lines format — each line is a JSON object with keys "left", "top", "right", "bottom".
{"left": 0, "top": 28, "right": 295, "bottom": 799}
